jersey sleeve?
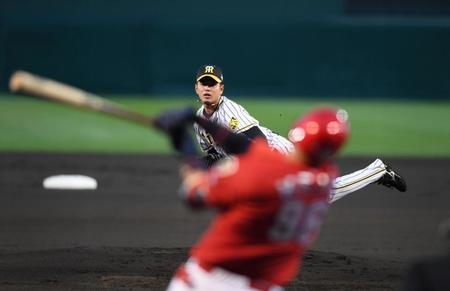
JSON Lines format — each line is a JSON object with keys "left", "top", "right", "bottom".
{"left": 221, "top": 99, "right": 259, "bottom": 133}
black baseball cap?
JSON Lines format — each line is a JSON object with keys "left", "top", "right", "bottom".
{"left": 196, "top": 65, "right": 223, "bottom": 83}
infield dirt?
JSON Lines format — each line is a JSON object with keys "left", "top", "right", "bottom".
{"left": 1, "top": 153, "right": 449, "bottom": 290}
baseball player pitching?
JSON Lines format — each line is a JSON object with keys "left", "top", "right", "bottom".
{"left": 155, "top": 105, "right": 350, "bottom": 291}
{"left": 193, "top": 65, "right": 406, "bottom": 203}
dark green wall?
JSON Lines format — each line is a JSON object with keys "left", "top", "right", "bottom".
{"left": 1, "top": 1, "right": 449, "bottom": 99}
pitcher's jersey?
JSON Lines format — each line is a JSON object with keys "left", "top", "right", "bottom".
{"left": 188, "top": 140, "right": 337, "bottom": 285}
{"left": 193, "top": 96, "right": 294, "bottom": 157}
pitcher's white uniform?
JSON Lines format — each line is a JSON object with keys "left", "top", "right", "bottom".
{"left": 194, "top": 96, "right": 293, "bottom": 157}
{"left": 193, "top": 96, "right": 387, "bottom": 203}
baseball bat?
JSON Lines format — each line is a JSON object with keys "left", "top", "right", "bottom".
{"left": 9, "top": 70, "right": 155, "bottom": 127}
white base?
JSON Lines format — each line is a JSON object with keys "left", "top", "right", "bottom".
{"left": 43, "top": 175, "right": 98, "bottom": 190}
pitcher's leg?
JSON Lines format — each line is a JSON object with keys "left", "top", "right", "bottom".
{"left": 329, "top": 159, "right": 386, "bottom": 203}
{"left": 329, "top": 159, "right": 407, "bottom": 203}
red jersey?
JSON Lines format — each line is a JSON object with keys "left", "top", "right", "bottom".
{"left": 184, "top": 140, "right": 338, "bottom": 286}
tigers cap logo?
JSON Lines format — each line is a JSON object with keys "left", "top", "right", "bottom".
{"left": 204, "top": 66, "right": 214, "bottom": 73}
{"left": 196, "top": 65, "right": 224, "bottom": 83}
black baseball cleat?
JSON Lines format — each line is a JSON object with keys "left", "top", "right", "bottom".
{"left": 377, "top": 164, "right": 407, "bottom": 192}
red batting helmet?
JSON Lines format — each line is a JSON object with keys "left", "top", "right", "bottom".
{"left": 288, "top": 107, "right": 349, "bottom": 164}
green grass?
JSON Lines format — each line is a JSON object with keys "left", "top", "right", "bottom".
{"left": 239, "top": 99, "right": 450, "bottom": 157}
{"left": 1, "top": 94, "right": 449, "bottom": 157}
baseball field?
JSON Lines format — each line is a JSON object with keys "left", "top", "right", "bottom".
{"left": 1, "top": 95, "right": 450, "bottom": 290}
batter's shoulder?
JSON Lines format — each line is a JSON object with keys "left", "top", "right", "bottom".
{"left": 247, "top": 140, "right": 287, "bottom": 164}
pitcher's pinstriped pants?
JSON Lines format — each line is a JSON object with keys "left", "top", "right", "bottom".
{"left": 330, "top": 158, "right": 386, "bottom": 203}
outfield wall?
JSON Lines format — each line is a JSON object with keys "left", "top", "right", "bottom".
{"left": 1, "top": 1, "right": 449, "bottom": 99}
